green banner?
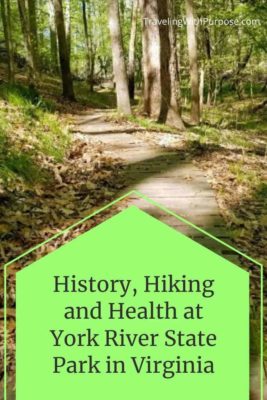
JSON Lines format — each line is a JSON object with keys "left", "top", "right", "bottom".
{"left": 16, "top": 206, "right": 249, "bottom": 399}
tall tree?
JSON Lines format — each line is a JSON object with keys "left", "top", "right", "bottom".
{"left": 185, "top": 0, "right": 200, "bottom": 124}
{"left": 141, "top": 0, "right": 161, "bottom": 118}
{"left": 166, "top": 0, "right": 184, "bottom": 129}
{"left": 128, "top": 0, "right": 138, "bottom": 100}
{"left": 48, "top": 0, "right": 59, "bottom": 72}
{"left": 17, "top": 0, "right": 38, "bottom": 84}
{"left": 0, "top": 0, "right": 14, "bottom": 82}
{"left": 28, "top": 0, "right": 39, "bottom": 71}
{"left": 203, "top": 27, "right": 213, "bottom": 105}
{"left": 108, "top": 0, "right": 131, "bottom": 115}
{"left": 52, "top": 0, "right": 75, "bottom": 100}
{"left": 141, "top": 0, "right": 184, "bottom": 128}
{"left": 65, "top": 0, "right": 71, "bottom": 56}
{"left": 82, "top": 0, "right": 95, "bottom": 92}
{"left": 199, "top": 65, "right": 205, "bottom": 111}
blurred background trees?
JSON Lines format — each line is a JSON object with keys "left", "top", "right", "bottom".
{"left": 0, "top": 0, "right": 266, "bottom": 121}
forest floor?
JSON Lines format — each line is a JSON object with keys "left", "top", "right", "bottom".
{"left": 72, "top": 105, "right": 266, "bottom": 346}
{"left": 73, "top": 109, "right": 237, "bottom": 248}
{"left": 0, "top": 72, "right": 266, "bottom": 398}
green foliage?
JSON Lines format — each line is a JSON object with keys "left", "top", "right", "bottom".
{"left": 191, "top": 123, "right": 256, "bottom": 149}
{"left": 36, "top": 112, "right": 71, "bottom": 161}
{"left": 255, "top": 183, "right": 267, "bottom": 200}
{"left": 189, "top": 97, "right": 267, "bottom": 151}
{"left": 4, "top": 153, "right": 42, "bottom": 183}
{"left": 0, "top": 83, "right": 56, "bottom": 112}
{"left": 0, "top": 113, "right": 40, "bottom": 186}
{"left": 228, "top": 161, "right": 260, "bottom": 186}
{"left": 0, "top": 83, "right": 71, "bottom": 190}
{"left": 74, "top": 83, "right": 117, "bottom": 108}
{"left": 127, "top": 115, "right": 178, "bottom": 134}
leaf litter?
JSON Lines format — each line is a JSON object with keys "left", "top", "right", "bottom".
{"left": 0, "top": 105, "right": 127, "bottom": 386}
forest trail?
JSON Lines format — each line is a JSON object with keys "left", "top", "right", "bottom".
{"left": 73, "top": 110, "right": 236, "bottom": 260}
{"left": 73, "top": 111, "right": 267, "bottom": 400}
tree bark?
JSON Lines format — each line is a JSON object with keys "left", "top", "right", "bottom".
{"left": 108, "top": 0, "right": 131, "bottom": 115}
{"left": 141, "top": 0, "right": 184, "bottom": 129}
{"left": 174, "top": 0, "right": 182, "bottom": 106}
{"left": 157, "top": 0, "right": 171, "bottom": 124}
{"left": 17, "top": 0, "right": 37, "bottom": 84}
{"left": 128, "top": 0, "right": 138, "bottom": 100}
{"left": 199, "top": 66, "right": 205, "bottom": 111}
{"left": 88, "top": 1, "right": 95, "bottom": 91}
{"left": 141, "top": 0, "right": 161, "bottom": 118}
{"left": 48, "top": 0, "right": 59, "bottom": 72}
{"left": 185, "top": 0, "right": 200, "bottom": 124}
{"left": 165, "top": 0, "right": 184, "bottom": 129}
{"left": 65, "top": 0, "right": 71, "bottom": 57}
{"left": 0, "top": 0, "right": 14, "bottom": 82}
{"left": 82, "top": 0, "right": 95, "bottom": 92}
{"left": 6, "top": 0, "right": 14, "bottom": 81}
{"left": 28, "top": 0, "right": 39, "bottom": 71}
{"left": 219, "top": 47, "right": 253, "bottom": 93}
{"left": 82, "top": 0, "right": 90, "bottom": 81}
{"left": 52, "top": 0, "right": 75, "bottom": 100}
{"left": 204, "top": 27, "right": 213, "bottom": 105}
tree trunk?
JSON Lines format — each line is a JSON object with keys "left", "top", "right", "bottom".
{"left": 185, "top": 0, "right": 200, "bottom": 124}
{"left": 219, "top": 46, "right": 253, "bottom": 94}
{"left": 141, "top": 0, "right": 161, "bottom": 118}
{"left": 52, "top": 0, "right": 75, "bottom": 100}
{"left": 0, "top": 0, "right": 14, "bottom": 82}
{"left": 199, "top": 66, "right": 205, "bottom": 111}
{"left": 108, "top": 0, "right": 131, "bottom": 115}
{"left": 6, "top": 0, "right": 14, "bottom": 81}
{"left": 82, "top": 0, "right": 90, "bottom": 82}
{"left": 165, "top": 0, "right": 184, "bottom": 129}
{"left": 28, "top": 0, "right": 39, "bottom": 71}
{"left": 17, "top": 0, "right": 37, "bottom": 84}
{"left": 234, "top": 26, "right": 243, "bottom": 100}
{"left": 88, "top": 1, "right": 95, "bottom": 92}
{"left": 48, "top": 0, "right": 59, "bottom": 72}
{"left": 65, "top": 0, "right": 71, "bottom": 57}
{"left": 174, "top": 0, "right": 182, "bottom": 107}
{"left": 82, "top": 0, "right": 95, "bottom": 92}
{"left": 204, "top": 27, "right": 213, "bottom": 106}
{"left": 128, "top": 0, "right": 138, "bottom": 100}
{"left": 141, "top": 0, "right": 184, "bottom": 129}
{"left": 157, "top": 0, "right": 171, "bottom": 124}
{"left": 234, "top": 46, "right": 253, "bottom": 101}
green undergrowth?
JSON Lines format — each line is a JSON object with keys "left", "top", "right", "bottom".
{"left": 128, "top": 115, "right": 179, "bottom": 134}
{"left": 228, "top": 161, "right": 261, "bottom": 186}
{"left": 190, "top": 97, "right": 267, "bottom": 150}
{"left": 74, "top": 83, "right": 117, "bottom": 108}
{"left": 108, "top": 111, "right": 180, "bottom": 134}
{"left": 109, "top": 96, "right": 267, "bottom": 152}
{"left": 190, "top": 124, "right": 256, "bottom": 149}
{"left": 0, "top": 83, "right": 71, "bottom": 191}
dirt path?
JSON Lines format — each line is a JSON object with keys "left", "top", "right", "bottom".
{"left": 73, "top": 110, "right": 266, "bottom": 400}
{"left": 2, "top": 110, "right": 265, "bottom": 400}
{"left": 73, "top": 109, "right": 238, "bottom": 260}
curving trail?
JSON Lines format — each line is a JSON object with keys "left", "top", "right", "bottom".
{"left": 74, "top": 110, "right": 234, "bottom": 258}
{"left": 74, "top": 109, "right": 266, "bottom": 399}
{"left": 2, "top": 109, "right": 265, "bottom": 400}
